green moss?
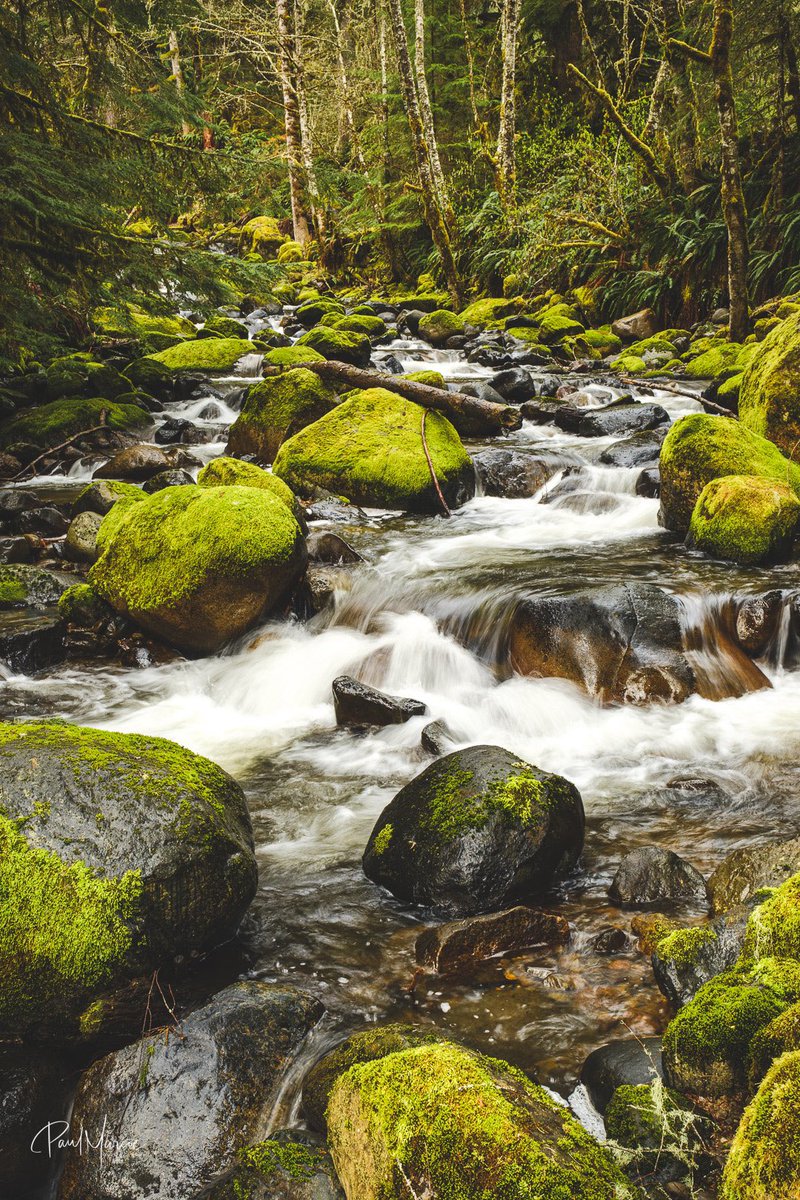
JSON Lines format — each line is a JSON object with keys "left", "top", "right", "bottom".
{"left": 0, "top": 579, "right": 26, "bottom": 606}
{"left": 45, "top": 356, "right": 130, "bottom": 401}
{"left": 748, "top": 1001, "right": 800, "bottom": 1086}
{"left": 656, "top": 926, "right": 718, "bottom": 969}
{"left": 412, "top": 758, "right": 557, "bottom": 848}
{"left": 0, "top": 564, "right": 64, "bottom": 608}
{"left": 197, "top": 457, "right": 304, "bottom": 524}
{"left": 332, "top": 314, "right": 387, "bottom": 338}
{"left": 92, "top": 304, "right": 196, "bottom": 347}
{"left": 227, "top": 367, "right": 335, "bottom": 462}
{"left": 739, "top": 311, "right": 800, "bottom": 454}
{"left": 241, "top": 1139, "right": 318, "bottom": 1181}
{"left": 203, "top": 314, "right": 248, "bottom": 339}
{"left": 372, "top": 824, "right": 393, "bottom": 856}
{"left": 537, "top": 310, "right": 585, "bottom": 343}
{"left": 579, "top": 328, "right": 622, "bottom": 356}
{"left": 327, "top": 1042, "right": 639, "bottom": 1199}
{"left": 626, "top": 336, "right": 677, "bottom": 358}
{"left": 720, "top": 1050, "right": 800, "bottom": 1199}
{"left": 683, "top": 343, "right": 744, "bottom": 380}
{"left": 687, "top": 474, "right": 800, "bottom": 565}
{"left": 744, "top": 873, "right": 800, "bottom": 963}
{"left": 613, "top": 354, "right": 648, "bottom": 375}
{"left": 295, "top": 325, "right": 371, "bottom": 367}
{"left": 418, "top": 309, "right": 465, "bottom": 345}
{"left": 404, "top": 370, "right": 446, "bottom": 389}
{"left": 0, "top": 396, "right": 149, "bottom": 449}
{"left": 458, "top": 297, "right": 523, "bottom": 328}
{"left": 263, "top": 345, "right": 326, "bottom": 367}
{"left": 277, "top": 240, "right": 305, "bottom": 263}
{"left": 241, "top": 216, "right": 284, "bottom": 257}
{"left": 296, "top": 299, "right": 346, "bottom": 327}
{"left": 74, "top": 479, "right": 143, "bottom": 515}
{"left": 146, "top": 338, "right": 255, "bottom": 374}
{"left": 605, "top": 1081, "right": 688, "bottom": 1147}
{"left": 717, "top": 372, "right": 743, "bottom": 403}
{"left": 273, "top": 387, "right": 474, "bottom": 513}
{"left": 658, "top": 412, "right": 800, "bottom": 534}
{"left": 57, "top": 583, "right": 106, "bottom": 626}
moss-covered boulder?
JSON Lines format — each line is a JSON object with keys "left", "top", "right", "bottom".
{"left": 739, "top": 311, "right": 800, "bottom": 454}
{"left": 663, "top": 958, "right": 800, "bottom": 1097}
{"left": 363, "top": 745, "right": 584, "bottom": 916}
{"left": 0, "top": 720, "right": 257, "bottom": 1041}
{"left": 92, "top": 304, "right": 196, "bottom": 352}
{"left": 202, "top": 313, "right": 249, "bottom": 339}
{"left": 144, "top": 337, "right": 256, "bottom": 375}
{"left": 720, "top": 1050, "right": 800, "bottom": 1199}
{"left": 273, "top": 388, "right": 475, "bottom": 513}
{"left": 0, "top": 396, "right": 149, "bottom": 451}
{"left": 73, "top": 479, "right": 144, "bottom": 517}
{"left": 227, "top": 368, "right": 336, "bottom": 462}
{"left": 326, "top": 1042, "right": 641, "bottom": 1200}
{"left": 538, "top": 309, "right": 585, "bottom": 343}
{"left": 57, "top": 582, "right": 110, "bottom": 626}
{"left": 605, "top": 1082, "right": 703, "bottom": 1178}
{"left": 241, "top": 215, "right": 285, "bottom": 257}
{"left": 404, "top": 369, "right": 446, "bottom": 388}
{"left": 44, "top": 355, "right": 130, "bottom": 401}
{"left": 295, "top": 326, "right": 371, "bottom": 368}
{"left": 687, "top": 474, "right": 800, "bottom": 565}
{"left": 658, "top": 413, "right": 800, "bottom": 534}
{"left": 277, "top": 239, "right": 306, "bottom": 263}
{"left": 331, "top": 314, "right": 387, "bottom": 339}
{"left": 89, "top": 484, "right": 307, "bottom": 654}
{"left": 0, "top": 564, "right": 65, "bottom": 608}
{"left": 197, "top": 457, "right": 306, "bottom": 528}
{"left": 458, "top": 297, "right": 523, "bottom": 328}
{"left": 743, "top": 873, "right": 800, "bottom": 963}
{"left": 418, "top": 309, "right": 465, "bottom": 346}
{"left": 204, "top": 1131, "right": 344, "bottom": 1200}
{"left": 581, "top": 328, "right": 623, "bottom": 356}
{"left": 264, "top": 345, "right": 326, "bottom": 367}
{"left": 296, "top": 299, "right": 346, "bottom": 328}
{"left": 710, "top": 842, "right": 800, "bottom": 916}
{"left": 683, "top": 342, "right": 745, "bottom": 381}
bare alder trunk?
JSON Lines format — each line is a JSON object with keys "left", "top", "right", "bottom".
{"left": 660, "top": 0, "right": 700, "bottom": 187}
{"left": 386, "top": 0, "right": 461, "bottom": 302}
{"left": 276, "top": 0, "right": 312, "bottom": 244}
{"left": 711, "top": 0, "right": 749, "bottom": 340}
{"left": 413, "top": 0, "right": 451, "bottom": 225}
{"left": 293, "top": 0, "right": 325, "bottom": 239}
{"left": 496, "top": 0, "right": 520, "bottom": 209}
{"left": 168, "top": 30, "right": 192, "bottom": 136}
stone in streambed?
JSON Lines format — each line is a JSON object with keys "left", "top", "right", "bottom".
{"left": 64, "top": 510, "right": 102, "bottom": 562}
{"left": 0, "top": 563, "right": 66, "bottom": 608}
{"left": 709, "top": 837, "right": 800, "bottom": 915}
{"left": 0, "top": 396, "right": 149, "bottom": 452}
{"left": 140, "top": 336, "right": 256, "bottom": 375}
{"left": 274, "top": 388, "right": 475, "bottom": 514}
{"left": 554, "top": 401, "right": 668, "bottom": 438}
{"left": 609, "top": 847, "right": 708, "bottom": 909}
{"left": 508, "top": 583, "right": 695, "bottom": 705}
{"left": 421, "top": 718, "right": 455, "bottom": 755}
{"left": 203, "top": 1130, "right": 345, "bottom": 1200}
{"left": 636, "top": 466, "right": 660, "bottom": 497}
{"left": 306, "top": 565, "right": 354, "bottom": 612}
{"left": 687, "top": 474, "right": 800, "bottom": 566}
{"left": 599, "top": 428, "right": 665, "bottom": 468}
{"left": 89, "top": 484, "right": 307, "bottom": 654}
{"left": 490, "top": 366, "right": 537, "bottom": 403}
{"left": 734, "top": 590, "right": 785, "bottom": 657}
{"left": 471, "top": 447, "right": 574, "bottom": 498}
{"left": 226, "top": 368, "right": 336, "bottom": 462}
{"left": 73, "top": 479, "right": 144, "bottom": 516}
{"left": 58, "top": 982, "right": 323, "bottom": 1200}
{"left": 0, "top": 720, "right": 257, "bottom": 1042}
{"left": 326, "top": 1041, "right": 640, "bottom": 1200}
{"left": 197, "top": 456, "right": 307, "bottom": 529}
{"left": 0, "top": 611, "right": 66, "bottom": 673}
{"left": 332, "top": 675, "right": 426, "bottom": 727}
{"left": 363, "top": 745, "right": 584, "bottom": 916}
{"left": 580, "top": 1037, "right": 664, "bottom": 1114}
{"left": 142, "top": 467, "right": 195, "bottom": 492}
{"left": 93, "top": 443, "right": 170, "bottom": 481}
{"left": 415, "top": 905, "right": 570, "bottom": 974}
{"left": 295, "top": 326, "right": 371, "bottom": 368}
{"left": 652, "top": 908, "right": 750, "bottom": 1006}
{"left": 307, "top": 530, "right": 361, "bottom": 564}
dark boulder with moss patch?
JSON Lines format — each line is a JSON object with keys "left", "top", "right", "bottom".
{"left": 326, "top": 1041, "right": 642, "bottom": 1200}
{"left": 89, "top": 484, "right": 307, "bottom": 654}
{"left": 0, "top": 396, "right": 149, "bottom": 452}
{"left": 227, "top": 368, "right": 336, "bottom": 462}
{"left": 652, "top": 910, "right": 749, "bottom": 1005}
{"left": 274, "top": 388, "right": 475, "bottom": 513}
{"left": 203, "top": 1130, "right": 345, "bottom": 1200}
{"left": 0, "top": 721, "right": 257, "bottom": 1043}
{"left": 363, "top": 745, "right": 584, "bottom": 916}
{"left": 58, "top": 982, "right": 323, "bottom": 1200}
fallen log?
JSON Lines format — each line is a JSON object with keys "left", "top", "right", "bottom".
{"left": 265, "top": 358, "right": 522, "bottom": 435}
{"left": 619, "top": 375, "right": 734, "bottom": 417}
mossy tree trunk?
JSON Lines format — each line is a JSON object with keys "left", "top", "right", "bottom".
{"left": 496, "top": 0, "right": 520, "bottom": 212}
{"left": 413, "top": 0, "right": 454, "bottom": 229}
{"left": 276, "top": 0, "right": 312, "bottom": 245}
{"left": 167, "top": 30, "right": 191, "bottom": 137}
{"left": 293, "top": 0, "right": 326, "bottom": 240}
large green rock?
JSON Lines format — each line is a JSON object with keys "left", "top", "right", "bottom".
{"left": 264, "top": 345, "right": 326, "bottom": 367}
{"left": 144, "top": 337, "right": 256, "bottom": 374}
{"left": 197, "top": 457, "right": 306, "bottom": 528}
{"left": 537, "top": 309, "right": 585, "bottom": 343}
{"left": 687, "top": 474, "right": 800, "bottom": 565}
{"left": 0, "top": 396, "right": 149, "bottom": 450}
{"left": 739, "top": 311, "right": 800, "bottom": 454}
{"left": 418, "top": 309, "right": 465, "bottom": 346}
{"left": 658, "top": 413, "right": 800, "bottom": 534}
{"left": 45, "top": 355, "right": 130, "bottom": 401}
{"left": 92, "top": 304, "right": 196, "bottom": 353}
{"left": 720, "top": 1050, "right": 800, "bottom": 1199}
{"left": 226, "top": 368, "right": 335, "bottom": 462}
{"left": 331, "top": 314, "right": 387, "bottom": 339}
{"left": 273, "top": 388, "right": 475, "bottom": 513}
{"left": 295, "top": 299, "right": 346, "bottom": 328}
{"left": 0, "top": 720, "right": 257, "bottom": 1041}
{"left": 326, "top": 1042, "right": 642, "bottom": 1200}
{"left": 458, "top": 297, "right": 523, "bottom": 328}
{"left": 89, "top": 484, "right": 307, "bottom": 654}
{"left": 295, "top": 326, "right": 371, "bottom": 368}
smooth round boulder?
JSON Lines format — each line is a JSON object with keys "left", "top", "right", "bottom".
{"left": 295, "top": 326, "right": 371, "bottom": 368}
{"left": 64, "top": 510, "right": 102, "bottom": 562}
{"left": 362, "top": 745, "right": 584, "bottom": 916}
{"left": 93, "top": 443, "right": 170, "bottom": 481}
{"left": 609, "top": 847, "right": 708, "bottom": 909}
{"left": 226, "top": 368, "right": 336, "bottom": 462}
{"left": 72, "top": 479, "right": 144, "bottom": 517}
{"left": 687, "top": 474, "right": 800, "bottom": 565}
{"left": 89, "top": 484, "right": 307, "bottom": 654}
{"left": 0, "top": 720, "right": 258, "bottom": 1042}
{"left": 580, "top": 1037, "right": 664, "bottom": 1114}
{"left": 142, "top": 467, "right": 195, "bottom": 492}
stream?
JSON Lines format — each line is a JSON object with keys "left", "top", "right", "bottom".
{"left": 5, "top": 318, "right": 800, "bottom": 1131}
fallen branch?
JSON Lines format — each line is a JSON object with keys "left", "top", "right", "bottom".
{"left": 11, "top": 411, "right": 110, "bottom": 480}
{"left": 421, "top": 409, "right": 451, "bottom": 517}
{"left": 619, "top": 376, "right": 734, "bottom": 417}
{"left": 270, "top": 359, "right": 522, "bottom": 434}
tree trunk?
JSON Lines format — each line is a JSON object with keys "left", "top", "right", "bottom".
{"left": 660, "top": 0, "right": 700, "bottom": 187}
{"left": 386, "top": 0, "right": 462, "bottom": 302}
{"left": 276, "top": 0, "right": 312, "bottom": 244}
{"left": 413, "top": 0, "right": 452, "bottom": 226}
{"left": 293, "top": 0, "right": 325, "bottom": 240}
{"left": 496, "top": 0, "right": 520, "bottom": 210}
{"left": 168, "top": 30, "right": 192, "bottom": 137}
{"left": 710, "top": 0, "right": 749, "bottom": 340}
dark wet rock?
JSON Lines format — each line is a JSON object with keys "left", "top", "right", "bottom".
{"left": 594, "top": 926, "right": 628, "bottom": 954}
{"left": 734, "top": 590, "right": 785, "bottom": 657}
{"left": 609, "top": 847, "right": 709, "bottom": 909}
{"left": 18, "top": 506, "right": 69, "bottom": 536}
{"left": 203, "top": 1129, "right": 345, "bottom": 1200}
{"left": 415, "top": 905, "right": 570, "bottom": 974}
{"left": 0, "top": 488, "right": 38, "bottom": 523}
{"left": 302, "top": 1024, "right": 445, "bottom": 1132}
{"left": 397, "top": 309, "right": 425, "bottom": 334}
{"left": 154, "top": 417, "right": 199, "bottom": 445}
{"left": 708, "top": 837, "right": 800, "bottom": 915}
{"left": 0, "top": 721, "right": 258, "bottom": 1042}
{"left": 0, "top": 534, "right": 37, "bottom": 564}
{"left": 635, "top": 467, "right": 660, "bottom": 498}
{"left": 665, "top": 775, "right": 730, "bottom": 805}
{"left": 142, "top": 468, "right": 196, "bottom": 493}
{"left": 580, "top": 1036, "right": 664, "bottom": 1114}
{"left": 0, "top": 1045, "right": 71, "bottom": 1198}
{"left": 599, "top": 429, "right": 666, "bottom": 468}
{"left": 508, "top": 583, "right": 695, "bottom": 704}
{"left": 652, "top": 907, "right": 749, "bottom": 1005}
{"left": 332, "top": 675, "right": 426, "bottom": 728}
{"left": 605, "top": 1082, "right": 709, "bottom": 1184}
{"left": 489, "top": 367, "right": 536, "bottom": 404}
{"left": 363, "top": 745, "right": 585, "bottom": 917}
{"left": 421, "top": 718, "right": 456, "bottom": 755}
{"left": 519, "top": 398, "right": 564, "bottom": 424}
{"left": 554, "top": 401, "right": 669, "bottom": 438}
{"left": 0, "top": 610, "right": 66, "bottom": 672}
{"left": 64, "top": 510, "right": 102, "bottom": 562}
{"left": 307, "top": 530, "right": 362, "bottom": 565}
{"left": 611, "top": 308, "right": 659, "bottom": 342}
{"left": 93, "top": 444, "right": 170, "bottom": 481}
{"left": 0, "top": 451, "right": 23, "bottom": 479}
{"left": 0, "top": 562, "right": 66, "bottom": 607}
{"left": 305, "top": 492, "right": 368, "bottom": 523}
{"left": 457, "top": 380, "right": 507, "bottom": 406}
{"left": 472, "top": 447, "right": 573, "bottom": 499}
{"left": 306, "top": 565, "right": 355, "bottom": 612}
{"left": 58, "top": 982, "right": 323, "bottom": 1200}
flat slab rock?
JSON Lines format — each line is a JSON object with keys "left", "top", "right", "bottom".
{"left": 332, "top": 675, "right": 426, "bottom": 727}
{"left": 554, "top": 401, "right": 668, "bottom": 438}
{"left": 415, "top": 905, "right": 571, "bottom": 973}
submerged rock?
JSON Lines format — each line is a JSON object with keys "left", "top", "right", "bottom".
{"left": 274, "top": 388, "right": 475, "bottom": 514}
{"left": 332, "top": 675, "right": 426, "bottom": 727}
{"left": 89, "top": 484, "right": 307, "bottom": 654}
{"left": 415, "top": 905, "right": 570, "bottom": 974}
{"left": 0, "top": 721, "right": 257, "bottom": 1042}
{"left": 580, "top": 1037, "right": 664, "bottom": 1114}
{"left": 555, "top": 401, "right": 668, "bottom": 438}
{"left": 227, "top": 368, "right": 336, "bottom": 462}
{"left": 719, "top": 1049, "right": 800, "bottom": 1199}
{"left": 687, "top": 474, "right": 800, "bottom": 565}
{"left": 362, "top": 745, "right": 584, "bottom": 916}
{"left": 326, "top": 1041, "right": 640, "bottom": 1200}
{"left": 471, "top": 447, "right": 572, "bottom": 498}
{"left": 599, "top": 428, "right": 665, "bottom": 467}
{"left": 609, "top": 846, "right": 709, "bottom": 909}
{"left": 58, "top": 982, "right": 323, "bottom": 1200}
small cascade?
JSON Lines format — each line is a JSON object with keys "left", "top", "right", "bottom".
{"left": 679, "top": 590, "right": 799, "bottom": 700}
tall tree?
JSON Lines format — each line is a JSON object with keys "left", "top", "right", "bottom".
{"left": 496, "top": 0, "right": 520, "bottom": 210}
{"left": 276, "top": 0, "right": 312, "bottom": 244}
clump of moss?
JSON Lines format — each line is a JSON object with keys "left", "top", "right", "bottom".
{"left": 537, "top": 309, "right": 585, "bottom": 343}
{"left": 0, "top": 564, "right": 64, "bottom": 609}
{"left": 295, "top": 325, "right": 371, "bottom": 368}
{"left": 197, "top": 457, "right": 305, "bottom": 526}
{"left": 57, "top": 583, "right": 107, "bottom": 626}
{"left": 145, "top": 337, "right": 254, "bottom": 374}
{"left": 687, "top": 474, "right": 800, "bottom": 565}
{"left": 418, "top": 310, "right": 465, "bottom": 346}
{"left": 372, "top": 823, "right": 393, "bottom": 856}
{"left": 580, "top": 328, "right": 623, "bottom": 356}
{"left": 747, "top": 1000, "right": 800, "bottom": 1086}
{"left": 295, "top": 298, "right": 346, "bottom": 327}
{"left": 273, "top": 387, "right": 474, "bottom": 513}
{"left": 45, "top": 355, "right": 130, "bottom": 401}
{"left": 605, "top": 1080, "right": 705, "bottom": 1180}
{"left": 241, "top": 215, "right": 285, "bottom": 257}
{"left": 720, "top": 1050, "right": 800, "bottom": 1199}
{"left": 0, "top": 396, "right": 149, "bottom": 450}
{"left": 739, "top": 310, "right": 800, "bottom": 454}
{"left": 92, "top": 304, "right": 196, "bottom": 352}
{"left": 73, "top": 479, "right": 144, "bottom": 517}
{"left": 331, "top": 314, "right": 387, "bottom": 339}
{"left": 683, "top": 342, "right": 744, "bottom": 381}
{"left": 744, "top": 873, "right": 800, "bottom": 963}
{"left": 458, "top": 297, "right": 523, "bottom": 328}
{"left": 203, "top": 314, "right": 248, "bottom": 339}
{"left": 404, "top": 369, "right": 446, "bottom": 389}
{"left": 263, "top": 345, "right": 326, "bottom": 367}
{"left": 226, "top": 368, "right": 335, "bottom": 462}
{"left": 656, "top": 926, "right": 718, "bottom": 969}
{"left": 241, "top": 1139, "right": 319, "bottom": 1181}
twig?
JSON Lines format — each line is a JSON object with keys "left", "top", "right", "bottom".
{"left": 421, "top": 408, "right": 451, "bottom": 517}
{"left": 619, "top": 375, "right": 734, "bottom": 416}
{"left": 11, "top": 412, "right": 110, "bottom": 480}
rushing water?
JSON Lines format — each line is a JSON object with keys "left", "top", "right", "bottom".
{"left": 6, "top": 325, "right": 800, "bottom": 1122}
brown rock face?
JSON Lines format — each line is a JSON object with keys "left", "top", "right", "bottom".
{"left": 415, "top": 905, "right": 570, "bottom": 974}
{"left": 611, "top": 307, "right": 659, "bottom": 342}
{"left": 93, "top": 443, "right": 170, "bottom": 480}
